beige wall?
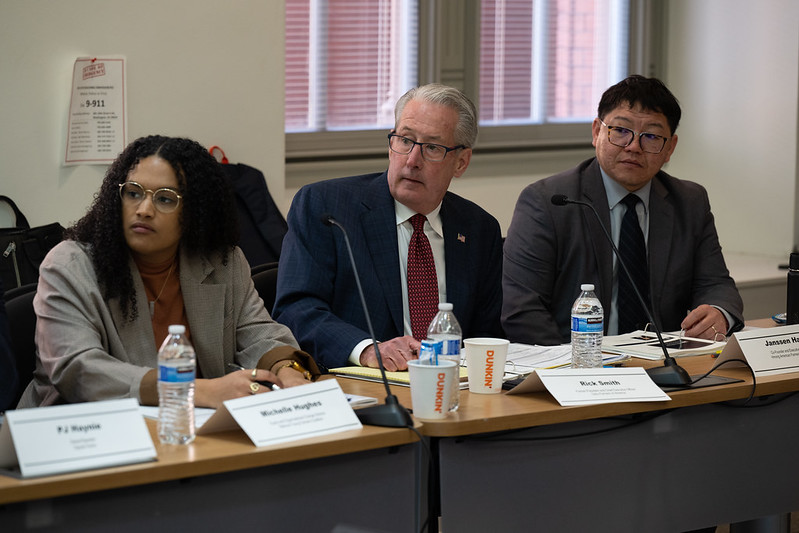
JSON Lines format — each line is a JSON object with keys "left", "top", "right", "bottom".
{"left": 0, "top": 0, "right": 285, "bottom": 228}
{"left": 664, "top": 0, "right": 799, "bottom": 257}
{"left": 1, "top": 0, "right": 798, "bottom": 262}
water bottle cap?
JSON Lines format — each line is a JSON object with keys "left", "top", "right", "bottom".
{"left": 580, "top": 284, "right": 594, "bottom": 291}
{"left": 168, "top": 324, "right": 186, "bottom": 334}
{"left": 790, "top": 253, "right": 799, "bottom": 270}
{"left": 438, "top": 302, "right": 453, "bottom": 311}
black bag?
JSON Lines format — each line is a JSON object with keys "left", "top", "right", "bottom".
{"left": 220, "top": 166, "right": 288, "bottom": 267}
{"left": 0, "top": 196, "right": 65, "bottom": 290}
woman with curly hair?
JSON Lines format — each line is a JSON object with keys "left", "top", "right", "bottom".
{"left": 18, "top": 135, "right": 318, "bottom": 408}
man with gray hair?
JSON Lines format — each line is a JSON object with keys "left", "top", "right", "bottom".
{"left": 274, "top": 84, "right": 503, "bottom": 371}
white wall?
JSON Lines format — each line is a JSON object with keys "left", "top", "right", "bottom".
{"left": 1, "top": 0, "right": 798, "bottom": 264}
{"left": 664, "top": 0, "right": 799, "bottom": 258}
{"left": 0, "top": 0, "right": 285, "bottom": 228}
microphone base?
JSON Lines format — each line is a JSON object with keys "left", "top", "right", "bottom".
{"left": 646, "top": 359, "right": 693, "bottom": 388}
{"left": 355, "top": 394, "right": 414, "bottom": 428}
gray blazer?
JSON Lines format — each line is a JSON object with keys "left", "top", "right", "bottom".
{"left": 502, "top": 158, "right": 744, "bottom": 345}
{"left": 18, "top": 241, "right": 299, "bottom": 407}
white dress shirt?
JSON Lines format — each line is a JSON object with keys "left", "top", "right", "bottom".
{"left": 347, "top": 201, "right": 446, "bottom": 365}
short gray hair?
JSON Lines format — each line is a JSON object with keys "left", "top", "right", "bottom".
{"left": 394, "top": 83, "right": 478, "bottom": 148}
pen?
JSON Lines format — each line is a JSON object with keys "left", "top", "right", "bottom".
{"left": 226, "top": 363, "right": 281, "bottom": 391}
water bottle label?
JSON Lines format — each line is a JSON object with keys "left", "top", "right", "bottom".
{"left": 159, "top": 364, "right": 195, "bottom": 383}
{"left": 440, "top": 339, "right": 460, "bottom": 357}
{"left": 571, "top": 316, "right": 603, "bottom": 333}
{"left": 420, "top": 340, "right": 442, "bottom": 363}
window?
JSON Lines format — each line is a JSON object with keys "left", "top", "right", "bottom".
{"left": 286, "top": 0, "right": 417, "bottom": 133}
{"left": 479, "top": 0, "right": 628, "bottom": 125}
{"left": 286, "top": 0, "right": 657, "bottom": 160}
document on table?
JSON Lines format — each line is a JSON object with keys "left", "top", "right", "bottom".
{"left": 504, "top": 343, "right": 629, "bottom": 377}
{"left": 139, "top": 406, "right": 215, "bottom": 428}
{"left": 139, "top": 393, "right": 378, "bottom": 427}
{"left": 331, "top": 366, "right": 469, "bottom": 388}
{"left": 602, "top": 330, "right": 725, "bottom": 360}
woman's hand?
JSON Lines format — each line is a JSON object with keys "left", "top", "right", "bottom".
{"left": 194, "top": 368, "right": 283, "bottom": 409}
{"left": 276, "top": 364, "right": 312, "bottom": 388}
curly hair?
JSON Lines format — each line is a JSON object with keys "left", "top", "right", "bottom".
{"left": 67, "top": 135, "right": 239, "bottom": 321}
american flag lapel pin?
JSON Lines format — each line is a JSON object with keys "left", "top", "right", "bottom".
{"left": 457, "top": 233, "right": 466, "bottom": 243}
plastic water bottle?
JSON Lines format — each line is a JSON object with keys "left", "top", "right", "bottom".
{"left": 157, "top": 324, "right": 196, "bottom": 444}
{"left": 571, "top": 284, "right": 604, "bottom": 368}
{"left": 427, "top": 303, "right": 462, "bottom": 411}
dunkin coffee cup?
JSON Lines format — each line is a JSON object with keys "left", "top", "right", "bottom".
{"left": 464, "top": 338, "right": 509, "bottom": 394}
{"left": 407, "top": 359, "right": 458, "bottom": 419}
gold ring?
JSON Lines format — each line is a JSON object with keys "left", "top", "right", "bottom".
{"left": 711, "top": 325, "right": 718, "bottom": 334}
{"left": 251, "top": 368, "right": 258, "bottom": 379}
{"left": 249, "top": 382, "right": 260, "bottom": 394}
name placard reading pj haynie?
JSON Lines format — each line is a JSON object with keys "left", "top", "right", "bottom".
{"left": 0, "top": 398, "right": 155, "bottom": 478}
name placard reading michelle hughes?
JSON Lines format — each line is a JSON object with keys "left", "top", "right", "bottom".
{"left": 198, "top": 380, "right": 362, "bottom": 447}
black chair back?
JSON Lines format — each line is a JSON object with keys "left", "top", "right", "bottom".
{"left": 4, "top": 283, "right": 37, "bottom": 407}
{"left": 250, "top": 261, "right": 279, "bottom": 276}
{"left": 252, "top": 265, "right": 279, "bottom": 314}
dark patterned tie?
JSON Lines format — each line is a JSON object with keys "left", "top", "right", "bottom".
{"left": 407, "top": 214, "right": 438, "bottom": 340}
{"left": 617, "top": 194, "right": 650, "bottom": 333}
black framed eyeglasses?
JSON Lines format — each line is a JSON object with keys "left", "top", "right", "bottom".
{"left": 388, "top": 133, "right": 465, "bottom": 162}
{"left": 599, "top": 119, "right": 670, "bottom": 154}
{"left": 118, "top": 182, "right": 182, "bottom": 213}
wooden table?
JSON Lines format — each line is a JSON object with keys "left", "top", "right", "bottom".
{"left": 405, "top": 352, "right": 799, "bottom": 533}
{"left": 0, "top": 379, "right": 424, "bottom": 533}
{"left": 5, "top": 332, "right": 796, "bottom": 533}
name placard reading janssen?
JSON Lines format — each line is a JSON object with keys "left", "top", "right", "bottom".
{"left": 718, "top": 324, "right": 799, "bottom": 376}
{"left": 198, "top": 380, "right": 362, "bottom": 447}
{"left": 0, "top": 398, "right": 156, "bottom": 478}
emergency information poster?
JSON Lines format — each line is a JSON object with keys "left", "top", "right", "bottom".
{"left": 65, "top": 56, "right": 127, "bottom": 165}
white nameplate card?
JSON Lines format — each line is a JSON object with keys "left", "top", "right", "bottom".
{"left": 507, "top": 367, "right": 671, "bottom": 406}
{"left": 0, "top": 398, "right": 156, "bottom": 478}
{"left": 717, "top": 324, "right": 799, "bottom": 376}
{"left": 198, "top": 380, "right": 362, "bottom": 446}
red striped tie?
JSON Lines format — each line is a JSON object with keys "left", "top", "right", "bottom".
{"left": 408, "top": 214, "right": 439, "bottom": 340}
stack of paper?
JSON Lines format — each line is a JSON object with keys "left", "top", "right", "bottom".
{"left": 504, "top": 343, "right": 629, "bottom": 378}
{"left": 601, "top": 330, "right": 725, "bottom": 360}
{"left": 331, "top": 344, "right": 629, "bottom": 386}
{"left": 330, "top": 365, "right": 469, "bottom": 388}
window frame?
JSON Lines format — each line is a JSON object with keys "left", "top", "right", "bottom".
{"left": 285, "top": 0, "right": 665, "bottom": 163}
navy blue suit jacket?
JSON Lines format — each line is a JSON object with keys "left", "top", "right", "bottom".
{"left": 273, "top": 172, "right": 504, "bottom": 370}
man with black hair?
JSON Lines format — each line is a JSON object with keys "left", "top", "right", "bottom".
{"left": 502, "top": 75, "right": 743, "bottom": 345}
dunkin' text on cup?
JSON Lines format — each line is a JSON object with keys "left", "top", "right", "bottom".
{"left": 435, "top": 372, "right": 446, "bottom": 413}
{"left": 484, "top": 350, "right": 495, "bottom": 388}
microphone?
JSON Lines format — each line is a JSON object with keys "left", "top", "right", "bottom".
{"left": 550, "top": 195, "right": 692, "bottom": 387}
{"left": 321, "top": 214, "right": 414, "bottom": 427}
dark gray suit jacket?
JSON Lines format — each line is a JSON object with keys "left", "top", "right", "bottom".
{"left": 502, "top": 158, "right": 744, "bottom": 345}
{"left": 273, "top": 172, "right": 504, "bottom": 370}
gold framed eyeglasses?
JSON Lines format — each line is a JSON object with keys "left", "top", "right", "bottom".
{"left": 118, "top": 182, "right": 182, "bottom": 214}
{"left": 599, "top": 119, "right": 670, "bottom": 154}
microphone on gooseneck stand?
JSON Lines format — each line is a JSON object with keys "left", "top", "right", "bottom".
{"left": 550, "top": 194, "right": 692, "bottom": 387}
{"left": 321, "top": 214, "right": 414, "bottom": 427}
